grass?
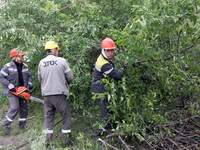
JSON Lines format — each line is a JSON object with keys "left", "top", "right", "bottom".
{"left": 23, "top": 103, "right": 103, "bottom": 149}
{"left": 0, "top": 91, "right": 116, "bottom": 150}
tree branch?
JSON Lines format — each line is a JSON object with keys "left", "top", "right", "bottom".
{"left": 35, "top": 0, "right": 90, "bottom": 12}
{"left": 98, "top": 138, "right": 119, "bottom": 150}
{"left": 177, "top": 144, "right": 199, "bottom": 150}
{"left": 164, "top": 115, "right": 199, "bottom": 127}
{"left": 177, "top": 29, "right": 182, "bottom": 52}
{"left": 72, "top": 1, "right": 90, "bottom": 17}
{"left": 105, "top": 133, "right": 131, "bottom": 150}
{"left": 118, "top": 134, "right": 131, "bottom": 150}
{"left": 132, "top": 35, "right": 200, "bottom": 66}
{"left": 56, "top": 0, "right": 90, "bottom": 12}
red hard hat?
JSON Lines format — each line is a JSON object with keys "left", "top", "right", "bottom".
{"left": 101, "top": 38, "right": 116, "bottom": 50}
{"left": 10, "top": 48, "right": 25, "bottom": 58}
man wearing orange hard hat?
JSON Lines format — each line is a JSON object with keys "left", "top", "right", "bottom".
{"left": 0, "top": 48, "right": 33, "bottom": 133}
{"left": 91, "top": 38, "right": 126, "bottom": 137}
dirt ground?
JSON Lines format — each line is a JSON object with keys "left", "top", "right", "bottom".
{"left": 0, "top": 118, "right": 30, "bottom": 150}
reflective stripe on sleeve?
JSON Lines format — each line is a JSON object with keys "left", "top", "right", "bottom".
{"left": 22, "top": 68, "right": 29, "bottom": 72}
{"left": 65, "top": 68, "right": 71, "bottom": 73}
{"left": 62, "top": 129, "right": 71, "bottom": 133}
{"left": 0, "top": 70, "right": 8, "bottom": 76}
{"left": 104, "top": 68, "right": 113, "bottom": 74}
{"left": 95, "top": 65, "right": 101, "bottom": 72}
{"left": 8, "top": 68, "right": 17, "bottom": 72}
{"left": 6, "top": 115, "right": 13, "bottom": 122}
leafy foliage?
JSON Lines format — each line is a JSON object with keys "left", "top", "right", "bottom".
{"left": 0, "top": 0, "right": 199, "bottom": 149}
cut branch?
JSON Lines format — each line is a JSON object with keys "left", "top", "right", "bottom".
{"left": 161, "top": 115, "right": 199, "bottom": 127}
{"left": 105, "top": 133, "right": 131, "bottom": 150}
{"left": 98, "top": 138, "right": 119, "bottom": 150}
{"left": 118, "top": 134, "right": 131, "bottom": 150}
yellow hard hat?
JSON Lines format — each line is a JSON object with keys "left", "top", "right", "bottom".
{"left": 45, "top": 41, "right": 60, "bottom": 50}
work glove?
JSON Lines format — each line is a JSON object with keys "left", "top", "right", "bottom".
{"left": 8, "top": 84, "right": 16, "bottom": 92}
{"left": 27, "top": 82, "right": 33, "bottom": 90}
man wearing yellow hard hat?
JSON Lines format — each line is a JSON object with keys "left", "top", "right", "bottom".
{"left": 38, "top": 41, "right": 73, "bottom": 147}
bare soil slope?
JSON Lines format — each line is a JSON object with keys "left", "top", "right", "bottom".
{"left": 0, "top": 118, "right": 30, "bottom": 150}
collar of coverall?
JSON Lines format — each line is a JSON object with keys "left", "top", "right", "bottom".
{"left": 47, "top": 50, "right": 57, "bottom": 56}
{"left": 101, "top": 48, "right": 114, "bottom": 62}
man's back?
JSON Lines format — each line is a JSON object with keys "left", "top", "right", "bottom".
{"left": 38, "top": 55, "right": 73, "bottom": 96}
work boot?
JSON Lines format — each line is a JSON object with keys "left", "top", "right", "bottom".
{"left": 94, "top": 123, "right": 111, "bottom": 137}
{"left": 45, "top": 142, "right": 50, "bottom": 149}
{"left": 45, "top": 133, "right": 53, "bottom": 148}
{"left": 94, "top": 128, "right": 105, "bottom": 137}
{"left": 19, "top": 121, "right": 26, "bottom": 129}
{"left": 62, "top": 133, "right": 73, "bottom": 146}
{"left": 2, "top": 124, "right": 11, "bottom": 134}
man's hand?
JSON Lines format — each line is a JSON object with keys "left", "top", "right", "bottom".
{"left": 8, "top": 84, "right": 16, "bottom": 92}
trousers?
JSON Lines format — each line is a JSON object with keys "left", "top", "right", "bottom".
{"left": 2, "top": 95, "right": 28, "bottom": 126}
{"left": 43, "top": 95, "right": 71, "bottom": 135}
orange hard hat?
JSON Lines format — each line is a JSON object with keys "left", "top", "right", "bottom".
{"left": 10, "top": 48, "right": 25, "bottom": 58}
{"left": 101, "top": 38, "right": 116, "bottom": 50}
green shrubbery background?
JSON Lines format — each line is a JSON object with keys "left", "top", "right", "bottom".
{"left": 0, "top": 0, "right": 199, "bottom": 149}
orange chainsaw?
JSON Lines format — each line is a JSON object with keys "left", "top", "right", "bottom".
{"left": 9, "top": 86, "right": 44, "bottom": 104}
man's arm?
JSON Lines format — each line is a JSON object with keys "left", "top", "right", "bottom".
{"left": 0, "top": 65, "right": 10, "bottom": 86}
{"left": 27, "top": 67, "right": 33, "bottom": 84}
{"left": 64, "top": 59, "right": 73, "bottom": 84}
{"left": 101, "top": 63, "right": 124, "bottom": 80}
{"left": 65, "top": 70, "right": 73, "bottom": 84}
{"left": 37, "top": 63, "right": 42, "bottom": 82}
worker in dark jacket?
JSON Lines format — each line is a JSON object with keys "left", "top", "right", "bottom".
{"left": 0, "top": 48, "right": 33, "bottom": 133}
{"left": 91, "top": 38, "right": 126, "bottom": 136}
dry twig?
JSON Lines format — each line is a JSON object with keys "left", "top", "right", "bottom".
{"left": 98, "top": 138, "right": 119, "bottom": 150}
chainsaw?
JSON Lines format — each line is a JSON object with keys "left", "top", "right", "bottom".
{"left": 9, "top": 86, "right": 44, "bottom": 104}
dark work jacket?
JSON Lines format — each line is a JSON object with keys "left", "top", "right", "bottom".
{"left": 91, "top": 53, "right": 124, "bottom": 94}
{"left": 0, "top": 60, "right": 32, "bottom": 96}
